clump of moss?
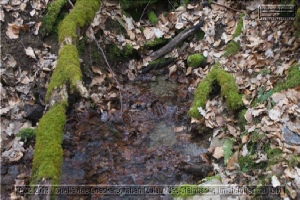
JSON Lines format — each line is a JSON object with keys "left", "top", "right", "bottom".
{"left": 46, "top": 44, "right": 81, "bottom": 101}
{"left": 40, "top": 0, "right": 67, "bottom": 36}
{"left": 119, "top": 0, "right": 157, "bottom": 9}
{"left": 188, "top": 63, "right": 243, "bottom": 118}
{"left": 171, "top": 184, "right": 209, "bottom": 198}
{"left": 196, "top": 30, "right": 205, "bottom": 40}
{"left": 17, "top": 128, "right": 36, "bottom": 146}
{"left": 187, "top": 54, "right": 206, "bottom": 68}
{"left": 238, "top": 155, "right": 256, "bottom": 172}
{"left": 145, "top": 37, "right": 167, "bottom": 47}
{"left": 223, "top": 41, "right": 240, "bottom": 57}
{"left": 31, "top": 102, "right": 67, "bottom": 185}
{"left": 232, "top": 13, "right": 245, "bottom": 39}
{"left": 58, "top": 0, "right": 100, "bottom": 44}
{"left": 124, "top": 44, "right": 133, "bottom": 57}
{"left": 148, "top": 11, "right": 158, "bottom": 25}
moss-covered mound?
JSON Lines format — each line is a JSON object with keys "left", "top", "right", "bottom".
{"left": 187, "top": 54, "right": 206, "bottom": 68}
{"left": 188, "top": 63, "right": 243, "bottom": 118}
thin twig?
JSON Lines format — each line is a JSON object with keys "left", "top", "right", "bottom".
{"left": 139, "top": 0, "right": 150, "bottom": 22}
{"left": 91, "top": 34, "right": 123, "bottom": 120}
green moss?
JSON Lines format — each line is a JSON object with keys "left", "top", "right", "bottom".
{"left": 171, "top": 184, "right": 209, "bottom": 198}
{"left": 238, "top": 155, "right": 256, "bottom": 172}
{"left": 223, "top": 41, "right": 240, "bottom": 57}
{"left": 188, "top": 63, "right": 243, "bottom": 118}
{"left": 187, "top": 54, "right": 206, "bottom": 68}
{"left": 58, "top": 0, "right": 100, "bottom": 43}
{"left": 17, "top": 128, "right": 36, "bottom": 145}
{"left": 46, "top": 44, "right": 81, "bottom": 101}
{"left": 31, "top": 102, "right": 67, "bottom": 185}
{"left": 145, "top": 37, "right": 168, "bottom": 47}
{"left": 124, "top": 44, "right": 133, "bottom": 57}
{"left": 148, "top": 11, "right": 158, "bottom": 25}
{"left": 40, "top": 0, "right": 67, "bottom": 36}
{"left": 120, "top": 0, "right": 157, "bottom": 9}
{"left": 196, "top": 30, "right": 205, "bottom": 40}
{"left": 232, "top": 13, "right": 245, "bottom": 39}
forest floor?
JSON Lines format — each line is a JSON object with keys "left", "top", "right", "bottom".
{"left": 1, "top": 0, "right": 300, "bottom": 199}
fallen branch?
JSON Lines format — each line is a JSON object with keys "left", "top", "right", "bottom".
{"left": 211, "top": 2, "right": 241, "bottom": 13}
{"left": 149, "top": 20, "right": 204, "bottom": 61}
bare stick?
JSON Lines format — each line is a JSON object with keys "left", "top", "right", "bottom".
{"left": 211, "top": 2, "right": 241, "bottom": 12}
{"left": 91, "top": 34, "right": 123, "bottom": 120}
{"left": 139, "top": 0, "right": 150, "bottom": 22}
{"left": 67, "top": 0, "right": 74, "bottom": 8}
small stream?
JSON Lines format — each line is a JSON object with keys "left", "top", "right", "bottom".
{"left": 59, "top": 76, "right": 210, "bottom": 199}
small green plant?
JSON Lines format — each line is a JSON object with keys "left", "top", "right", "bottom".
{"left": 17, "top": 128, "right": 36, "bottom": 145}
{"left": 148, "top": 11, "right": 158, "bottom": 25}
{"left": 223, "top": 138, "right": 235, "bottom": 164}
{"left": 124, "top": 44, "right": 133, "bottom": 57}
{"left": 187, "top": 54, "right": 206, "bottom": 68}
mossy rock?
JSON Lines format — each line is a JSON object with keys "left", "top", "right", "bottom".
{"left": 148, "top": 11, "right": 158, "bottom": 25}
{"left": 187, "top": 54, "right": 206, "bottom": 68}
{"left": 293, "top": 8, "right": 300, "bottom": 38}
{"left": 188, "top": 63, "right": 243, "bottom": 118}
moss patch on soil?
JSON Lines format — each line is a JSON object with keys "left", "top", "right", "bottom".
{"left": 31, "top": 102, "right": 67, "bottom": 185}
{"left": 188, "top": 63, "right": 243, "bottom": 118}
{"left": 46, "top": 44, "right": 81, "bottom": 101}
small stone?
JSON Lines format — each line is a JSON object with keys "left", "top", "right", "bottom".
{"left": 282, "top": 126, "right": 300, "bottom": 145}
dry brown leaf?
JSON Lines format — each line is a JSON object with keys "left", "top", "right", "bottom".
{"left": 212, "top": 146, "right": 224, "bottom": 159}
{"left": 6, "top": 23, "right": 20, "bottom": 39}
{"left": 24, "top": 47, "right": 36, "bottom": 59}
